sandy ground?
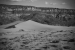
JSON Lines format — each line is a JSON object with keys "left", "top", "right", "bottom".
{"left": 0, "top": 20, "right": 75, "bottom": 50}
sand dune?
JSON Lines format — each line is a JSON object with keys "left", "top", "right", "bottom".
{"left": 0, "top": 20, "right": 75, "bottom": 33}
{"left": 15, "top": 20, "right": 75, "bottom": 31}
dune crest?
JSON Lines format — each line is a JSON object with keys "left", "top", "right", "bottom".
{"left": 15, "top": 20, "right": 53, "bottom": 31}
{"left": 15, "top": 20, "right": 75, "bottom": 31}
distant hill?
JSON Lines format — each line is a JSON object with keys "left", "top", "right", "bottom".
{"left": 0, "top": 4, "right": 75, "bottom": 26}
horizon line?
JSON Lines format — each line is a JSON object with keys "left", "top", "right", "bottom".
{"left": 0, "top": 3, "right": 75, "bottom": 10}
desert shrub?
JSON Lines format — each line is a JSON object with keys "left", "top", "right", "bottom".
{"left": 0, "top": 15, "right": 17, "bottom": 25}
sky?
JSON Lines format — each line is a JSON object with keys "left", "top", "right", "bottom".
{"left": 0, "top": 0, "right": 75, "bottom": 9}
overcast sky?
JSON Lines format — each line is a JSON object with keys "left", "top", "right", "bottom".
{"left": 0, "top": 0, "right": 75, "bottom": 9}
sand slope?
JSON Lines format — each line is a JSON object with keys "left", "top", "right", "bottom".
{"left": 15, "top": 20, "right": 75, "bottom": 31}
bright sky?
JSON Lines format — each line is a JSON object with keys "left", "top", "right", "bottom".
{"left": 0, "top": 0, "right": 75, "bottom": 9}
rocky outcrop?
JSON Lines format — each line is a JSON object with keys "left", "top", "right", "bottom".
{"left": 0, "top": 4, "right": 75, "bottom": 26}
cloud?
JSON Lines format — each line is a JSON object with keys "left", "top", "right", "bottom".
{"left": 62, "top": 2, "right": 66, "bottom": 5}
{"left": 10, "top": 0, "right": 24, "bottom": 2}
{"left": 50, "top": 3, "right": 57, "bottom": 5}
{"left": 45, "top": 1, "right": 48, "bottom": 5}
{"left": 49, "top": 2, "right": 66, "bottom": 5}
{"left": 10, "top": 0, "right": 39, "bottom": 2}
{"left": 30, "top": 0, "right": 37, "bottom": 2}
